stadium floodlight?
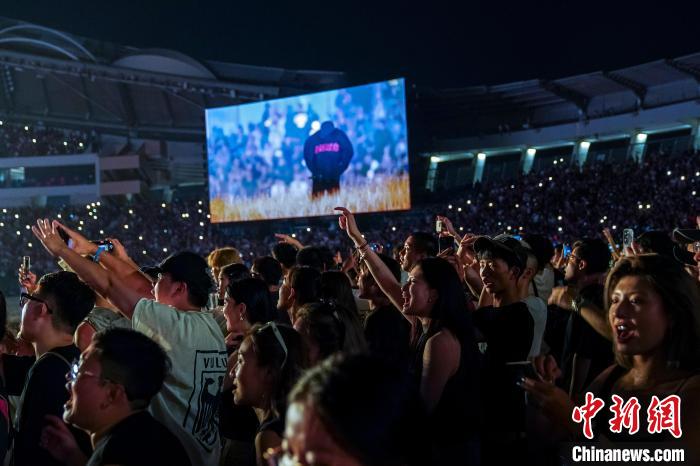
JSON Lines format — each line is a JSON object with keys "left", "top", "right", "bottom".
{"left": 580, "top": 141, "right": 591, "bottom": 149}
{"left": 430, "top": 156, "right": 440, "bottom": 163}
{"left": 526, "top": 148, "right": 536, "bottom": 156}
{"left": 477, "top": 153, "right": 486, "bottom": 161}
{"left": 636, "top": 133, "right": 647, "bottom": 143}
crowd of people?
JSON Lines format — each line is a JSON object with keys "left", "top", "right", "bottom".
{"left": 1, "top": 148, "right": 698, "bottom": 296}
{"left": 0, "top": 193, "right": 697, "bottom": 466}
{"left": 0, "top": 122, "right": 91, "bottom": 158}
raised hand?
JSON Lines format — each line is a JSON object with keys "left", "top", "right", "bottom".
{"left": 437, "top": 215, "right": 459, "bottom": 239}
{"left": 18, "top": 268, "right": 37, "bottom": 293}
{"left": 334, "top": 207, "right": 364, "bottom": 245}
{"left": 31, "top": 219, "right": 69, "bottom": 258}
{"left": 456, "top": 234, "right": 478, "bottom": 265}
{"left": 51, "top": 220, "right": 97, "bottom": 256}
{"left": 274, "top": 233, "right": 304, "bottom": 250}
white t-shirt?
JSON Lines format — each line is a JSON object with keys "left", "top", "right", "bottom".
{"left": 133, "top": 298, "right": 227, "bottom": 466}
{"left": 522, "top": 295, "right": 547, "bottom": 358}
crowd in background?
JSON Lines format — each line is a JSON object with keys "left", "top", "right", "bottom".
{"left": 0, "top": 122, "right": 91, "bottom": 158}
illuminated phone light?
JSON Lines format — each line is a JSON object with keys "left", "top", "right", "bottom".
{"left": 507, "top": 226, "right": 512, "bottom": 230}
{"left": 198, "top": 200, "right": 203, "bottom": 205}
{"left": 467, "top": 200, "right": 471, "bottom": 204}
{"left": 143, "top": 250, "right": 147, "bottom": 255}
{"left": 138, "top": 236, "right": 143, "bottom": 241}
{"left": 15, "top": 230, "right": 20, "bottom": 235}
{"left": 79, "top": 220, "right": 84, "bottom": 225}
{"left": 560, "top": 158, "right": 564, "bottom": 162}
{"left": 1, "top": 208, "right": 5, "bottom": 213}
{"left": 557, "top": 216, "right": 562, "bottom": 220}
{"left": 198, "top": 209, "right": 202, "bottom": 214}
{"left": 696, "top": 172, "right": 699, "bottom": 177}
{"left": 538, "top": 182, "right": 543, "bottom": 187}
{"left": 558, "top": 227, "right": 563, "bottom": 232}
{"left": 553, "top": 160, "right": 558, "bottom": 165}
{"left": 548, "top": 177, "right": 552, "bottom": 181}
{"left": 511, "top": 185, "right": 515, "bottom": 189}
{"left": 693, "top": 191, "right": 697, "bottom": 196}
{"left": 0, "top": 222, "right": 3, "bottom": 227}
{"left": 27, "top": 243, "right": 32, "bottom": 248}
{"left": 207, "top": 214, "right": 210, "bottom": 219}
{"left": 78, "top": 227, "right": 82, "bottom": 231}
{"left": 600, "top": 219, "right": 604, "bottom": 223}
{"left": 457, "top": 207, "right": 462, "bottom": 212}
{"left": 123, "top": 224, "right": 129, "bottom": 229}
{"left": 603, "top": 216, "right": 607, "bottom": 220}
{"left": 498, "top": 222, "right": 502, "bottom": 226}
{"left": 361, "top": 234, "right": 365, "bottom": 238}
{"left": 57, "top": 214, "right": 61, "bottom": 219}
{"left": 199, "top": 236, "right": 204, "bottom": 240}
{"left": 31, "top": 138, "right": 36, "bottom": 144}
{"left": 91, "top": 202, "right": 96, "bottom": 207}
{"left": 199, "top": 222, "right": 204, "bottom": 227}
{"left": 63, "top": 141, "right": 68, "bottom": 146}
{"left": 25, "top": 225, "right": 30, "bottom": 230}
{"left": 163, "top": 247, "right": 168, "bottom": 252}
{"left": 292, "top": 234, "right": 297, "bottom": 238}
{"left": 161, "top": 203, "right": 166, "bottom": 208}
{"left": 667, "top": 171, "right": 672, "bottom": 176}
{"left": 392, "top": 227, "right": 396, "bottom": 231}
{"left": 306, "top": 227, "right": 311, "bottom": 232}
{"left": 488, "top": 202, "right": 493, "bottom": 207}
{"left": 638, "top": 205, "right": 643, "bottom": 209}
{"left": 515, "top": 204, "right": 519, "bottom": 208}
{"left": 612, "top": 225, "right": 617, "bottom": 230}
{"left": 680, "top": 176, "right": 686, "bottom": 181}
{"left": 519, "top": 227, "right": 523, "bottom": 231}
{"left": 79, "top": 142, "right": 84, "bottom": 148}
{"left": 459, "top": 227, "right": 464, "bottom": 231}
{"left": 24, "top": 126, "right": 28, "bottom": 131}
{"left": 128, "top": 209, "right": 133, "bottom": 215}
{"left": 14, "top": 214, "right": 19, "bottom": 219}
{"left": 448, "top": 204, "right": 453, "bottom": 209}
{"left": 646, "top": 204, "right": 651, "bottom": 209}
{"left": 100, "top": 230, "right": 104, "bottom": 235}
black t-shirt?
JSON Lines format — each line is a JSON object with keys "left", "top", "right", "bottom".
{"left": 472, "top": 302, "right": 534, "bottom": 433}
{"left": 561, "top": 284, "right": 614, "bottom": 392}
{"left": 9, "top": 345, "right": 90, "bottom": 466}
{"left": 473, "top": 302, "right": 534, "bottom": 366}
{"left": 364, "top": 304, "right": 411, "bottom": 367}
{"left": 88, "top": 411, "right": 192, "bottom": 466}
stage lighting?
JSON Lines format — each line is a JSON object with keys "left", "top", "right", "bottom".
{"left": 580, "top": 141, "right": 590, "bottom": 149}
{"left": 477, "top": 153, "right": 486, "bottom": 161}
{"left": 293, "top": 112, "right": 308, "bottom": 129}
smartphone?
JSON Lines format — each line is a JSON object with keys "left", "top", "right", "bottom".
{"left": 91, "top": 240, "right": 115, "bottom": 252}
{"left": 562, "top": 244, "right": 572, "bottom": 257}
{"left": 623, "top": 228, "right": 634, "bottom": 253}
{"left": 57, "top": 227, "right": 74, "bottom": 249}
{"left": 512, "top": 234, "right": 523, "bottom": 241}
{"left": 21, "top": 256, "right": 30, "bottom": 278}
{"left": 506, "top": 361, "right": 539, "bottom": 385}
{"left": 435, "top": 219, "right": 443, "bottom": 233}
{"left": 438, "top": 236, "right": 453, "bottom": 252}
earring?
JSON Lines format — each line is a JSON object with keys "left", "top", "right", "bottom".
{"left": 240, "top": 314, "right": 245, "bottom": 321}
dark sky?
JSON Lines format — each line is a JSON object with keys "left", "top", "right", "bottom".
{"left": 4, "top": 0, "right": 700, "bottom": 88}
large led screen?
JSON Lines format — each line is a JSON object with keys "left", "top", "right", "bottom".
{"left": 206, "top": 78, "right": 410, "bottom": 222}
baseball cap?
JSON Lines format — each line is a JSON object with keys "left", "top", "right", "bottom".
{"left": 473, "top": 234, "right": 528, "bottom": 270}
{"left": 635, "top": 230, "right": 675, "bottom": 258}
{"left": 671, "top": 228, "right": 699, "bottom": 266}
{"left": 152, "top": 251, "right": 214, "bottom": 294}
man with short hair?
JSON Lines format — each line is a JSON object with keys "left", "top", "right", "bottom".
{"left": 41, "top": 328, "right": 191, "bottom": 466}
{"left": 471, "top": 235, "right": 535, "bottom": 460}
{"left": 32, "top": 220, "right": 227, "bottom": 466}
{"left": 516, "top": 243, "right": 547, "bottom": 358}
{"left": 548, "top": 238, "right": 612, "bottom": 396}
{"left": 3, "top": 271, "right": 94, "bottom": 466}
{"left": 296, "top": 246, "right": 335, "bottom": 272}
{"left": 399, "top": 232, "right": 438, "bottom": 273}
{"left": 272, "top": 242, "right": 298, "bottom": 276}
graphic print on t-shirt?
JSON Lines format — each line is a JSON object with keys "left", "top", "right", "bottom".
{"left": 183, "top": 350, "right": 227, "bottom": 452}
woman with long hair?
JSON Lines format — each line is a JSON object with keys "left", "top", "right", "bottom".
{"left": 523, "top": 254, "right": 700, "bottom": 461}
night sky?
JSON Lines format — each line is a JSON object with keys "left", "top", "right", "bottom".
{"left": 3, "top": 1, "right": 700, "bottom": 87}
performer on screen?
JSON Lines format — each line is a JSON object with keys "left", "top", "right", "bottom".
{"left": 303, "top": 121, "right": 354, "bottom": 198}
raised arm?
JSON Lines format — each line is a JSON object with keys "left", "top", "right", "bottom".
{"left": 334, "top": 207, "right": 403, "bottom": 310}
{"left": 32, "top": 219, "right": 148, "bottom": 319}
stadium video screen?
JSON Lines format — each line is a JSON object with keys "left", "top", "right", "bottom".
{"left": 206, "top": 78, "right": 410, "bottom": 222}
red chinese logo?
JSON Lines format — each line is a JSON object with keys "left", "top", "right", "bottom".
{"left": 647, "top": 395, "right": 682, "bottom": 438}
{"left": 573, "top": 392, "right": 682, "bottom": 439}
{"left": 572, "top": 392, "right": 605, "bottom": 439}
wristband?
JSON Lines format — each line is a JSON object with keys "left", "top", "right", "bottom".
{"left": 93, "top": 245, "right": 109, "bottom": 263}
{"left": 355, "top": 241, "right": 368, "bottom": 251}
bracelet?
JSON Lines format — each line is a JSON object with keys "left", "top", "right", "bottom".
{"left": 354, "top": 241, "right": 368, "bottom": 251}
{"left": 93, "top": 245, "right": 109, "bottom": 263}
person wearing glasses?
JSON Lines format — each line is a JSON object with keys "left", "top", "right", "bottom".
{"left": 2, "top": 271, "right": 94, "bottom": 466}
{"left": 231, "top": 322, "right": 306, "bottom": 466}
{"left": 547, "top": 238, "right": 613, "bottom": 397}
{"left": 31, "top": 220, "right": 227, "bottom": 466}
{"left": 40, "top": 328, "right": 191, "bottom": 466}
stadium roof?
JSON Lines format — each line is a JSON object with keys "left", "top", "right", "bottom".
{"left": 418, "top": 53, "right": 700, "bottom": 141}
{"left": 0, "top": 17, "right": 345, "bottom": 138}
